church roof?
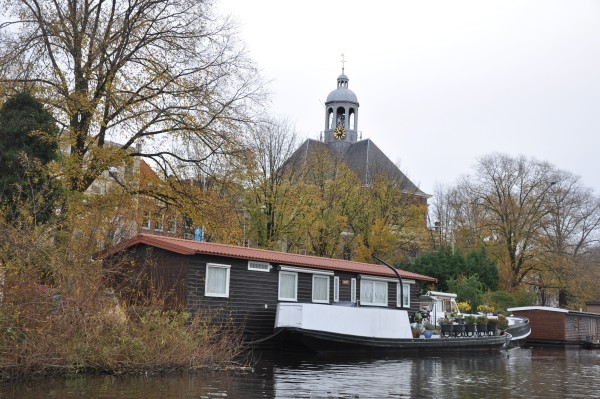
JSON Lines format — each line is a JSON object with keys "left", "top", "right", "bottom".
{"left": 326, "top": 86, "right": 358, "bottom": 103}
{"left": 287, "top": 138, "right": 429, "bottom": 198}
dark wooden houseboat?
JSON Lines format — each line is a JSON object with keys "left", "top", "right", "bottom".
{"left": 99, "top": 233, "right": 439, "bottom": 347}
{"left": 509, "top": 306, "right": 600, "bottom": 347}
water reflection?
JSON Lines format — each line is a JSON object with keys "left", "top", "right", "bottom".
{"left": 1, "top": 347, "right": 600, "bottom": 398}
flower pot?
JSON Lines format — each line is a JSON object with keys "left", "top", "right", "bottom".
{"left": 487, "top": 324, "right": 497, "bottom": 336}
{"left": 441, "top": 324, "right": 453, "bottom": 338}
{"left": 477, "top": 324, "right": 488, "bottom": 336}
{"left": 412, "top": 329, "right": 421, "bottom": 338}
{"left": 465, "top": 324, "right": 476, "bottom": 337}
{"left": 423, "top": 330, "right": 433, "bottom": 339}
{"left": 453, "top": 324, "right": 465, "bottom": 337}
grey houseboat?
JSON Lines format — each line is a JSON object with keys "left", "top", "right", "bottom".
{"left": 100, "top": 233, "right": 437, "bottom": 345}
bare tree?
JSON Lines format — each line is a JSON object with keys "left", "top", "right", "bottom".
{"left": 538, "top": 171, "right": 600, "bottom": 306}
{"left": 0, "top": 0, "right": 265, "bottom": 191}
{"left": 243, "top": 117, "right": 302, "bottom": 248}
{"left": 457, "top": 153, "right": 558, "bottom": 289}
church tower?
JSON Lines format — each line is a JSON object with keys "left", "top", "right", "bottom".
{"left": 324, "top": 59, "right": 359, "bottom": 151}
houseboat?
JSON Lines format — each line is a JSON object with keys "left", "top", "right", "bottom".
{"left": 508, "top": 306, "right": 600, "bottom": 347}
{"left": 99, "top": 233, "right": 438, "bottom": 347}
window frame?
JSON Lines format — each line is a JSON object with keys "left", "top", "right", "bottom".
{"left": 142, "top": 211, "right": 152, "bottom": 230}
{"left": 154, "top": 213, "right": 164, "bottom": 232}
{"left": 312, "top": 274, "right": 330, "bottom": 304}
{"left": 248, "top": 261, "right": 272, "bottom": 272}
{"left": 360, "top": 278, "right": 388, "bottom": 307}
{"left": 278, "top": 271, "right": 298, "bottom": 302}
{"left": 333, "top": 276, "right": 340, "bottom": 303}
{"left": 167, "top": 219, "right": 176, "bottom": 234}
{"left": 397, "top": 283, "right": 411, "bottom": 308}
{"left": 351, "top": 278, "right": 357, "bottom": 304}
{"left": 204, "top": 263, "right": 231, "bottom": 298}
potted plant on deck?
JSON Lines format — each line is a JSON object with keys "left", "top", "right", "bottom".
{"left": 464, "top": 315, "right": 477, "bottom": 337}
{"left": 497, "top": 314, "right": 509, "bottom": 334}
{"left": 487, "top": 317, "right": 498, "bottom": 336}
{"left": 439, "top": 317, "right": 453, "bottom": 338}
{"left": 476, "top": 315, "right": 488, "bottom": 336}
{"left": 410, "top": 323, "right": 422, "bottom": 338}
{"left": 453, "top": 317, "right": 465, "bottom": 337}
{"left": 423, "top": 322, "right": 435, "bottom": 339}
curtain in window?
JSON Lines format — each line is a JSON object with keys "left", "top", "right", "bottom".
{"left": 373, "top": 281, "right": 387, "bottom": 304}
{"left": 313, "top": 276, "right": 328, "bottom": 302}
{"left": 361, "top": 281, "right": 373, "bottom": 303}
{"left": 207, "top": 266, "right": 227, "bottom": 295}
{"left": 361, "top": 280, "right": 387, "bottom": 305}
{"left": 403, "top": 283, "right": 410, "bottom": 306}
{"left": 279, "top": 273, "right": 296, "bottom": 299}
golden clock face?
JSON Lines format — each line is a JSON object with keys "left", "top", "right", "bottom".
{"left": 333, "top": 126, "right": 346, "bottom": 140}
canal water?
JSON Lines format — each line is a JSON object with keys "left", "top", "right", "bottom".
{"left": 1, "top": 347, "right": 599, "bottom": 398}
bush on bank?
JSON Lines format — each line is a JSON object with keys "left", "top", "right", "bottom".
{"left": 0, "top": 217, "right": 245, "bottom": 381}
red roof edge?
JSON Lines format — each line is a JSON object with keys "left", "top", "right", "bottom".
{"left": 96, "top": 233, "right": 437, "bottom": 283}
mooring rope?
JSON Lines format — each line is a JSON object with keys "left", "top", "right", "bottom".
{"left": 246, "top": 328, "right": 284, "bottom": 345}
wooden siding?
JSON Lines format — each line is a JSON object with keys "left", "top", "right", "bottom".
{"left": 110, "top": 246, "right": 188, "bottom": 308}
{"left": 186, "top": 255, "right": 280, "bottom": 343}
{"left": 565, "top": 314, "right": 600, "bottom": 343}
{"left": 512, "top": 308, "right": 600, "bottom": 345}
{"left": 335, "top": 273, "right": 355, "bottom": 303}
{"left": 512, "top": 309, "right": 566, "bottom": 343}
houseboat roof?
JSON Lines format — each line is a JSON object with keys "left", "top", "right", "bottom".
{"left": 509, "top": 305, "right": 600, "bottom": 318}
{"left": 99, "top": 233, "right": 437, "bottom": 283}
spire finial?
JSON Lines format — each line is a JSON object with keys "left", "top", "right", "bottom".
{"left": 340, "top": 53, "right": 346, "bottom": 74}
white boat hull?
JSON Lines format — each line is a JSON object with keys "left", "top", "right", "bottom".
{"left": 275, "top": 302, "right": 413, "bottom": 339}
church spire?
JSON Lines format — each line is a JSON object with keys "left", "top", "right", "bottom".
{"left": 324, "top": 56, "right": 359, "bottom": 149}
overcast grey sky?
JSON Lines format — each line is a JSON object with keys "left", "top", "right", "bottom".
{"left": 218, "top": 0, "right": 600, "bottom": 195}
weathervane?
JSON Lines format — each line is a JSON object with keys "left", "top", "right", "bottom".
{"left": 340, "top": 53, "right": 346, "bottom": 74}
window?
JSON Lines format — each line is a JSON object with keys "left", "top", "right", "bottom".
{"left": 397, "top": 283, "right": 411, "bottom": 307}
{"left": 248, "top": 261, "right": 271, "bottom": 272}
{"left": 205, "top": 263, "right": 230, "bottom": 297}
{"left": 333, "top": 277, "right": 340, "bottom": 302}
{"left": 351, "top": 278, "right": 357, "bottom": 303}
{"left": 312, "top": 275, "right": 330, "bottom": 303}
{"left": 278, "top": 271, "right": 298, "bottom": 301}
{"left": 167, "top": 219, "right": 176, "bottom": 234}
{"left": 142, "top": 211, "right": 151, "bottom": 230}
{"left": 154, "top": 213, "right": 164, "bottom": 231}
{"left": 360, "top": 279, "right": 388, "bottom": 306}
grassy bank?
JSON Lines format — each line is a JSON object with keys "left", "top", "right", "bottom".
{"left": 0, "top": 278, "right": 246, "bottom": 381}
{"left": 0, "top": 219, "right": 246, "bottom": 381}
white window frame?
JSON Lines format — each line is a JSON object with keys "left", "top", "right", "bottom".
{"left": 204, "top": 263, "right": 231, "bottom": 298}
{"left": 351, "top": 278, "right": 357, "bottom": 303}
{"left": 397, "top": 283, "right": 411, "bottom": 308}
{"left": 279, "top": 265, "right": 333, "bottom": 276}
{"left": 312, "top": 275, "right": 330, "bottom": 303}
{"left": 333, "top": 276, "right": 340, "bottom": 302}
{"left": 278, "top": 271, "right": 298, "bottom": 301}
{"left": 248, "top": 261, "right": 272, "bottom": 272}
{"left": 360, "top": 278, "right": 388, "bottom": 306}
